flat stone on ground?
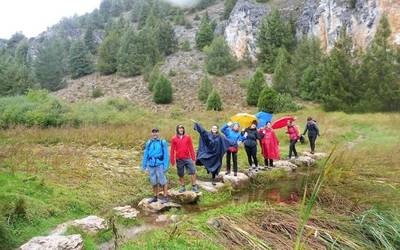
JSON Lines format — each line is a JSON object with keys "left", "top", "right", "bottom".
{"left": 72, "top": 216, "right": 108, "bottom": 233}
{"left": 19, "top": 234, "right": 83, "bottom": 250}
{"left": 289, "top": 156, "right": 316, "bottom": 167}
{"left": 196, "top": 180, "right": 225, "bottom": 192}
{"left": 302, "top": 152, "right": 328, "bottom": 160}
{"left": 273, "top": 160, "right": 298, "bottom": 171}
{"left": 137, "top": 198, "right": 181, "bottom": 213}
{"left": 113, "top": 205, "right": 140, "bottom": 219}
{"left": 223, "top": 172, "right": 249, "bottom": 189}
{"left": 168, "top": 189, "right": 202, "bottom": 204}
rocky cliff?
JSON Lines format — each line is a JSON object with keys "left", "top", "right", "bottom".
{"left": 224, "top": 0, "right": 400, "bottom": 59}
{"left": 297, "top": 0, "right": 400, "bottom": 50}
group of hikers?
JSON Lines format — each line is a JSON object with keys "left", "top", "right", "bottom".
{"left": 142, "top": 117, "right": 320, "bottom": 204}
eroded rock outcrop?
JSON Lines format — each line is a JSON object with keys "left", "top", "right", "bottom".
{"left": 19, "top": 235, "right": 83, "bottom": 250}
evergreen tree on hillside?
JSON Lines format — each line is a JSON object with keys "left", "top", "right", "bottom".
{"left": 0, "top": 55, "right": 33, "bottom": 96}
{"left": 206, "top": 88, "right": 223, "bottom": 111}
{"left": 272, "top": 47, "right": 295, "bottom": 95}
{"left": 117, "top": 28, "right": 159, "bottom": 77}
{"left": 292, "top": 37, "right": 324, "bottom": 100}
{"left": 15, "top": 39, "right": 31, "bottom": 67}
{"left": 34, "top": 39, "right": 65, "bottom": 91}
{"left": 205, "top": 37, "right": 237, "bottom": 76}
{"left": 198, "top": 74, "right": 213, "bottom": 103}
{"left": 246, "top": 67, "right": 265, "bottom": 106}
{"left": 356, "top": 15, "right": 400, "bottom": 112}
{"left": 257, "top": 86, "right": 279, "bottom": 113}
{"left": 195, "top": 11, "right": 214, "bottom": 50}
{"left": 97, "top": 31, "right": 120, "bottom": 75}
{"left": 147, "top": 65, "right": 160, "bottom": 91}
{"left": 69, "top": 40, "right": 94, "bottom": 79}
{"left": 320, "top": 29, "right": 358, "bottom": 111}
{"left": 153, "top": 74, "right": 173, "bottom": 104}
{"left": 257, "top": 9, "right": 294, "bottom": 73}
{"left": 156, "top": 21, "right": 177, "bottom": 56}
{"left": 84, "top": 26, "right": 97, "bottom": 54}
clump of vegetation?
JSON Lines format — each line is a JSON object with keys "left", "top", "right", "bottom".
{"left": 0, "top": 219, "right": 15, "bottom": 250}
{"left": 92, "top": 87, "right": 104, "bottom": 98}
{"left": 246, "top": 68, "right": 265, "bottom": 106}
{"left": 180, "top": 40, "right": 191, "bottom": 51}
{"left": 223, "top": 0, "right": 237, "bottom": 20}
{"left": 198, "top": 75, "right": 213, "bottom": 103}
{"left": 206, "top": 89, "right": 223, "bottom": 111}
{"left": 205, "top": 37, "right": 237, "bottom": 76}
{"left": 195, "top": 11, "right": 214, "bottom": 50}
{"left": 153, "top": 74, "right": 173, "bottom": 104}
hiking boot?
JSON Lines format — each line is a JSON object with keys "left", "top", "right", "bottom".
{"left": 179, "top": 186, "right": 186, "bottom": 193}
{"left": 160, "top": 196, "right": 169, "bottom": 204}
{"left": 254, "top": 167, "right": 259, "bottom": 172}
{"left": 234, "top": 172, "right": 237, "bottom": 177}
{"left": 148, "top": 196, "right": 158, "bottom": 203}
{"left": 225, "top": 171, "right": 231, "bottom": 175}
{"left": 211, "top": 179, "right": 217, "bottom": 186}
{"left": 192, "top": 185, "right": 199, "bottom": 193}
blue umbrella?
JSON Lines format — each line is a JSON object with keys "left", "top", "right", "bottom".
{"left": 255, "top": 112, "right": 273, "bottom": 128}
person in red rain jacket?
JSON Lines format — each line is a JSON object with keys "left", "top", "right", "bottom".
{"left": 170, "top": 124, "right": 198, "bottom": 193}
{"left": 258, "top": 121, "right": 280, "bottom": 168}
{"left": 286, "top": 120, "right": 300, "bottom": 159}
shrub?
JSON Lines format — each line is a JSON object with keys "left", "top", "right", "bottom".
{"left": 180, "top": 40, "right": 191, "bottom": 51}
{"left": 206, "top": 89, "right": 223, "bottom": 111}
{"left": 257, "top": 86, "right": 278, "bottom": 113}
{"left": 205, "top": 37, "right": 237, "bottom": 76}
{"left": 92, "top": 87, "right": 104, "bottom": 98}
{"left": 148, "top": 66, "right": 161, "bottom": 92}
{"left": 195, "top": 12, "right": 214, "bottom": 50}
{"left": 275, "top": 93, "right": 301, "bottom": 112}
{"left": 198, "top": 75, "right": 213, "bottom": 103}
{"left": 0, "top": 220, "right": 15, "bottom": 250}
{"left": 247, "top": 68, "right": 265, "bottom": 106}
{"left": 153, "top": 75, "right": 173, "bottom": 104}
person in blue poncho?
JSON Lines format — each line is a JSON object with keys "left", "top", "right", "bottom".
{"left": 193, "top": 121, "right": 237, "bottom": 185}
{"left": 221, "top": 122, "right": 244, "bottom": 176}
{"left": 142, "top": 128, "right": 169, "bottom": 204}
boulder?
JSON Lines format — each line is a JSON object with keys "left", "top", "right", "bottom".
{"left": 302, "top": 152, "right": 328, "bottom": 160}
{"left": 167, "top": 190, "right": 202, "bottom": 204}
{"left": 137, "top": 198, "right": 181, "bottom": 213}
{"left": 289, "top": 156, "right": 316, "bottom": 167}
{"left": 72, "top": 216, "right": 108, "bottom": 233}
{"left": 155, "top": 214, "right": 180, "bottom": 223}
{"left": 19, "top": 235, "right": 83, "bottom": 250}
{"left": 113, "top": 205, "right": 140, "bottom": 219}
{"left": 273, "top": 161, "right": 298, "bottom": 172}
{"left": 196, "top": 180, "right": 225, "bottom": 193}
{"left": 223, "top": 172, "right": 249, "bottom": 189}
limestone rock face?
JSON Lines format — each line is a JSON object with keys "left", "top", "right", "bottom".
{"left": 72, "top": 216, "right": 108, "bottom": 233}
{"left": 138, "top": 198, "right": 181, "bottom": 213}
{"left": 168, "top": 189, "right": 202, "bottom": 204}
{"left": 224, "top": 0, "right": 268, "bottom": 61}
{"left": 19, "top": 235, "right": 83, "bottom": 250}
{"left": 223, "top": 172, "right": 250, "bottom": 189}
{"left": 297, "top": 0, "right": 400, "bottom": 51}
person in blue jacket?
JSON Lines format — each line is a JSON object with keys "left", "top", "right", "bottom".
{"left": 142, "top": 128, "right": 170, "bottom": 204}
{"left": 221, "top": 122, "right": 243, "bottom": 176}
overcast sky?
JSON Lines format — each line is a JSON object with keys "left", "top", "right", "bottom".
{"left": 0, "top": 0, "right": 101, "bottom": 39}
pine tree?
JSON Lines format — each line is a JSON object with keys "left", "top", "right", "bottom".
{"left": 153, "top": 74, "right": 173, "bottom": 104}
{"left": 195, "top": 11, "right": 214, "bottom": 50}
{"left": 84, "top": 26, "right": 97, "bottom": 54}
{"left": 320, "top": 29, "right": 358, "bottom": 112}
{"left": 257, "top": 9, "right": 293, "bottom": 73}
{"left": 223, "top": 0, "right": 237, "bottom": 20}
{"left": 97, "top": 31, "right": 120, "bottom": 75}
{"left": 205, "top": 37, "right": 237, "bottom": 76}
{"left": 356, "top": 15, "right": 400, "bottom": 112}
{"left": 148, "top": 65, "right": 160, "bottom": 91}
{"left": 117, "top": 28, "right": 159, "bottom": 77}
{"left": 155, "top": 21, "right": 177, "bottom": 56}
{"left": 69, "top": 40, "right": 94, "bottom": 79}
{"left": 198, "top": 74, "right": 213, "bottom": 103}
{"left": 206, "top": 88, "right": 223, "bottom": 111}
{"left": 34, "top": 38, "right": 65, "bottom": 91}
{"left": 272, "top": 47, "right": 295, "bottom": 95}
{"left": 257, "top": 86, "right": 279, "bottom": 113}
{"left": 246, "top": 67, "right": 265, "bottom": 106}
{"left": 15, "top": 39, "right": 31, "bottom": 66}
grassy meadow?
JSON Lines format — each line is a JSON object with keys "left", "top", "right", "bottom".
{"left": 0, "top": 93, "right": 399, "bottom": 249}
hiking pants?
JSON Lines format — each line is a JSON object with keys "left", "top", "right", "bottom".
{"left": 264, "top": 158, "right": 274, "bottom": 167}
{"left": 289, "top": 139, "right": 298, "bottom": 158}
{"left": 309, "top": 135, "right": 317, "bottom": 152}
{"left": 226, "top": 151, "right": 238, "bottom": 173}
{"left": 245, "top": 146, "right": 258, "bottom": 167}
